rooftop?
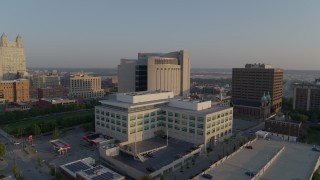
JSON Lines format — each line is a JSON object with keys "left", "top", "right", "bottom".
{"left": 114, "top": 137, "right": 197, "bottom": 173}
{"left": 196, "top": 139, "right": 320, "bottom": 180}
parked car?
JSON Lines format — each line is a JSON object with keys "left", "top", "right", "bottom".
{"left": 202, "top": 173, "right": 212, "bottom": 179}
{"left": 245, "top": 171, "right": 255, "bottom": 177}
{"left": 146, "top": 167, "right": 155, "bottom": 172}
{"left": 312, "top": 147, "right": 320, "bottom": 152}
{"left": 245, "top": 145, "right": 253, "bottom": 149}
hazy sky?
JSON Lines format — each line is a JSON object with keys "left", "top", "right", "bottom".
{"left": 1, "top": 1, "right": 320, "bottom": 70}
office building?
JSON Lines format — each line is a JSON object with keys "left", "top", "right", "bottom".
{"left": 30, "top": 74, "right": 61, "bottom": 88}
{"left": 0, "top": 79, "right": 30, "bottom": 103}
{"left": 118, "top": 50, "right": 190, "bottom": 96}
{"left": 68, "top": 73, "right": 104, "bottom": 99}
{"left": 293, "top": 79, "right": 320, "bottom": 111}
{"left": 38, "top": 86, "right": 68, "bottom": 99}
{"left": 95, "top": 91, "right": 233, "bottom": 147}
{"left": 0, "top": 33, "right": 27, "bottom": 80}
{"left": 232, "top": 63, "right": 283, "bottom": 119}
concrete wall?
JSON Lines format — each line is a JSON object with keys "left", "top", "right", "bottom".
{"left": 116, "top": 91, "right": 173, "bottom": 103}
{"left": 118, "top": 59, "right": 136, "bottom": 93}
{"left": 168, "top": 99, "right": 211, "bottom": 111}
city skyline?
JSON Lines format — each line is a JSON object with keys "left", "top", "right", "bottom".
{"left": 1, "top": 1, "right": 320, "bottom": 70}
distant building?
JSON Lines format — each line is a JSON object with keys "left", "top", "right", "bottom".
{"left": 0, "top": 33, "right": 27, "bottom": 80}
{"left": 59, "top": 157, "right": 124, "bottom": 180}
{"left": 118, "top": 50, "right": 190, "bottom": 96}
{"left": 232, "top": 63, "right": 283, "bottom": 119}
{"left": 68, "top": 73, "right": 104, "bottom": 99}
{"left": 38, "top": 98, "right": 79, "bottom": 109}
{"left": 293, "top": 79, "right": 320, "bottom": 111}
{"left": 265, "top": 113, "right": 302, "bottom": 137}
{"left": 30, "top": 74, "right": 61, "bottom": 88}
{"left": 95, "top": 91, "right": 233, "bottom": 147}
{"left": 38, "top": 86, "right": 68, "bottom": 99}
{"left": 0, "top": 79, "right": 30, "bottom": 103}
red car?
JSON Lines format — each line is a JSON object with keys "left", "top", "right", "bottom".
{"left": 245, "top": 145, "right": 253, "bottom": 149}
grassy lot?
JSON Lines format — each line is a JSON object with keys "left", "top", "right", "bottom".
{"left": 1, "top": 110, "right": 94, "bottom": 135}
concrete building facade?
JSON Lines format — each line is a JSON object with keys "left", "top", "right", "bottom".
{"left": 0, "top": 79, "right": 30, "bottom": 103}
{"left": 95, "top": 91, "right": 233, "bottom": 147}
{"left": 293, "top": 80, "right": 320, "bottom": 111}
{"left": 31, "top": 74, "right": 61, "bottom": 88}
{"left": 68, "top": 74, "right": 104, "bottom": 99}
{"left": 232, "top": 63, "right": 283, "bottom": 119}
{"left": 118, "top": 50, "right": 190, "bottom": 96}
{"left": 0, "top": 33, "right": 27, "bottom": 80}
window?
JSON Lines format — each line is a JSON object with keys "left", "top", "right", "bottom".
{"left": 189, "top": 122, "right": 195, "bottom": 127}
{"left": 207, "top": 124, "right": 211, "bottom": 129}
{"left": 189, "top": 115, "right": 195, "bottom": 121}
{"left": 137, "top": 127, "right": 143, "bottom": 132}
{"left": 122, "top": 115, "right": 127, "bottom": 120}
{"left": 106, "top": 118, "right": 110, "bottom": 122}
{"left": 168, "top": 112, "right": 173, "bottom": 116}
{"left": 130, "top": 129, "right": 136, "bottom": 134}
{"left": 96, "top": 121, "right": 100, "bottom": 125}
{"left": 116, "top": 114, "right": 120, "bottom": 119}
{"left": 137, "top": 114, "right": 143, "bottom": 119}
{"left": 111, "top": 119, "right": 115, "bottom": 124}
{"left": 151, "top": 118, "right": 156, "bottom": 122}
{"left": 151, "top": 123, "right": 155, "bottom": 129}
{"left": 122, "top": 129, "right": 127, "bottom": 134}
{"left": 207, "top": 117, "right": 211, "bottom": 122}
{"left": 111, "top": 113, "right": 115, "bottom": 118}
{"left": 175, "top": 113, "right": 180, "bottom": 118}
{"left": 106, "top": 112, "right": 110, "bottom": 116}
{"left": 151, "top": 112, "right": 156, "bottom": 116}
{"left": 117, "top": 127, "right": 121, "bottom": 132}
{"left": 197, "top": 130, "right": 203, "bottom": 136}
{"left": 144, "top": 113, "right": 149, "bottom": 118}
{"left": 144, "top": 125, "right": 149, "bottom": 130}
{"left": 182, "top": 127, "right": 187, "bottom": 132}
{"left": 111, "top": 125, "right": 115, "bottom": 130}
{"left": 182, "top": 114, "right": 188, "bottom": 119}
{"left": 122, "top": 122, "right": 127, "bottom": 127}
{"left": 130, "top": 115, "right": 136, "bottom": 121}
{"left": 116, "top": 121, "right": 121, "bottom": 126}
{"left": 212, "top": 115, "right": 216, "bottom": 120}
{"left": 175, "top": 125, "right": 180, "bottom": 130}
{"left": 137, "top": 120, "right": 143, "bottom": 126}
{"left": 144, "top": 119, "right": 150, "bottom": 124}
{"left": 197, "top": 117, "right": 204, "bottom": 122}
{"left": 168, "top": 117, "right": 173, "bottom": 122}
{"left": 197, "top": 123, "right": 204, "bottom": 129}
{"left": 130, "top": 122, "right": 136, "bottom": 127}
{"left": 206, "top": 131, "right": 210, "bottom": 135}
{"left": 189, "top": 128, "right": 195, "bottom": 134}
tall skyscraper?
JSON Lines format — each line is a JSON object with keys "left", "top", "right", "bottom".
{"left": 0, "top": 33, "right": 27, "bottom": 80}
{"left": 118, "top": 50, "right": 190, "bottom": 96}
{"left": 232, "top": 63, "right": 283, "bottom": 118}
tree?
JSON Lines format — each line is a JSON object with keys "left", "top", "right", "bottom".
{"left": 32, "top": 124, "right": 41, "bottom": 137}
{"left": 52, "top": 127, "right": 59, "bottom": 138}
{"left": 12, "top": 162, "right": 19, "bottom": 177}
{"left": 0, "top": 143, "right": 6, "bottom": 158}
{"left": 16, "top": 171, "right": 24, "bottom": 180}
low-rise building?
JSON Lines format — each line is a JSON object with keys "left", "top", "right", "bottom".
{"left": 59, "top": 157, "right": 124, "bottom": 180}
{"left": 265, "top": 113, "right": 302, "bottom": 138}
{"left": 38, "top": 98, "right": 79, "bottom": 109}
{"left": 38, "top": 86, "right": 68, "bottom": 99}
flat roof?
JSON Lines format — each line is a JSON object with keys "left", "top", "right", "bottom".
{"left": 114, "top": 137, "right": 196, "bottom": 173}
{"left": 99, "top": 99, "right": 168, "bottom": 109}
{"left": 196, "top": 139, "right": 319, "bottom": 180}
{"left": 162, "top": 105, "right": 232, "bottom": 115}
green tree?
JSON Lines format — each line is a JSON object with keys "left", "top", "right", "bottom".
{"left": 12, "top": 161, "right": 19, "bottom": 177}
{"left": 32, "top": 124, "right": 41, "bottom": 137}
{"left": 52, "top": 127, "right": 59, "bottom": 138}
{"left": 0, "top": 143, "right": 6, "bottom": 157}
{"left": 16, "top": 171, "right": 24, "bottom": 180}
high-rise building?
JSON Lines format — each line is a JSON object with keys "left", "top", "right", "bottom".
{"left": 0, "top": 33, "right": 27, "bottom": 80}
{"left": 0, "top": 79, "right": 30, "bottom": 103}
{"left": 68, "top": 73, "right": 104, "bottom": 99}
{"left": 118, "top": 50, "right": 190, "bottom": 96}
{"left": 232, "top": 63, "right": 283, "bottom": 118}
{"left": 293, "top": 79, "right": 320, "bottom": 111}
